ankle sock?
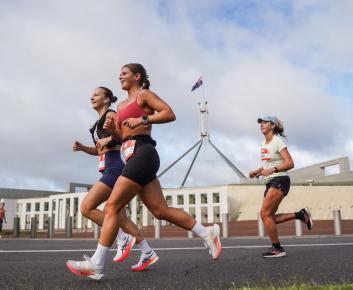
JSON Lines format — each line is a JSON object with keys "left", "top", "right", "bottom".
{"left": 116, "top": 228, "right": 127, "bottom": 245}
{"left": 295, "top": 209, "right": 304, "bottom": 220}
{"left": 137, "top": 239, "right": 152, "bottom": 255}
{"left": 191, "top": 222, "right": 208, "bottom": 240}
{"left": 91, "top": 243, "right": 109, "bottom": 267}
{"left": 272, "top": 242, "right": 281, "bottom": 249}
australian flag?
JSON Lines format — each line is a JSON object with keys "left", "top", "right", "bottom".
{"left": 191, "top": 76, "right": 203, "bottom": 91}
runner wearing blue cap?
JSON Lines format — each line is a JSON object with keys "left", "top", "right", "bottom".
{"left": 249, "top": 116, "right": 313, "bottom": 258}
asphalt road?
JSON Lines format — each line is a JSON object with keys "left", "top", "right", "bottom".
{"left": 1, "top": 236, "right": 353, "bottom": 290}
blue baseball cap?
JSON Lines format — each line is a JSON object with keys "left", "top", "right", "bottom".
{"left": 257, "top": 116, "right": 279, "bottom": 125}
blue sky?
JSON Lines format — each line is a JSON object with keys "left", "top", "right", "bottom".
{"left": 0, "top": 0, "right": 352, "bottom": 190}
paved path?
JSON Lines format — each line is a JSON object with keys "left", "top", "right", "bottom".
{"left": 1, "top": 236, "right": 353, "bottom": 289}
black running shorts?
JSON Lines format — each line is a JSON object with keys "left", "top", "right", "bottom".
{"left": 121, "top": 135, "right": 160, "bottom": 186}
{"left": 264, "top": 176, "right": 291, "bottom": 197}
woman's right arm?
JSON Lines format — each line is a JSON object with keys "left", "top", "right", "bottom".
{"left": 73, "top": 141, "right": 98, "bottom": 155}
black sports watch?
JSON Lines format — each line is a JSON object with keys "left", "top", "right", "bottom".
{"left": 274, "top": 166, "right": 279, "bottom": 173}
{"left": 141, "top": 115, "right": 149, "bottom": 127}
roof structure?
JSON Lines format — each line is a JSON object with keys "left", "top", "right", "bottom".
{"left": 0, "top": 188, "right": 66, "bottom": 199}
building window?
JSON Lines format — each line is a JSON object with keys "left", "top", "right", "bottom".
{"left": 44, "top": 202, "right": 49, "bottom": 211}
{"left": 35, "top": 203, "right": 40, "bottom": 211}
{"left": 323, "top": 164, "right": 340, "bottom": 176}
{"left": 213, "top": 193, "right": 220, "bottom": 203}
{"left": 177, "top": 195, "right": 184, "bottom": 205}
{"left": 165, "top": 196, "right": 172, "bottom": 206}
{"left": 189, "top": 194, "right": 195, "bottom": 204}
{"left": 52, "top": 200, "right": 56, "bottom": 211}
{"left": 74, "top": 198, "right": 79, "bottom": 214}
{"left": 201, "top": 193, "right": 207, "bottom": 204}
{"left": 26, "top": 203, "right": 31, "bottom": 212}
{"left": 189, "top": 207, "right": 196, "bottom": 218}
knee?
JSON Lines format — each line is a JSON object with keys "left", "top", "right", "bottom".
{"left": 151, "top": 207, "right": 168, "bottom": 220}
{"left": 104, "top": 200, "right": 121, "bottom": 218}
{"left": 260, "top": 208, "right": 271, "bottom": 221}
{"left": 80, "top": 203, "right": 92, "bottom": 218}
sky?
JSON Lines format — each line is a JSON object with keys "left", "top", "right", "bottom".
{"left": 0, "top": 0, "right": 352, "bottom": 191}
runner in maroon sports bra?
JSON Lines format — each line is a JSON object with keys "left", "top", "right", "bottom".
{"left": 66, "top": 63, "right": 222, "bottom": 280}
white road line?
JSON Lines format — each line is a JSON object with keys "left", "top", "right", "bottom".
{"left": 1, "top": 242, "right": 353, "bottom": 253}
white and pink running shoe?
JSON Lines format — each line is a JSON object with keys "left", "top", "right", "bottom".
{"left": 203, "top": 224, "right": 222, "bottom": 260}
{"left": 66, "top": 254, "right": 104, "bottom": 280}
{"left": 113, "top": 234, "right": 136, "bottom": 263}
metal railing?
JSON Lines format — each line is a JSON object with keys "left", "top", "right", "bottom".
{"left": 12, "top": 209, "right": 346, "bottom": 239}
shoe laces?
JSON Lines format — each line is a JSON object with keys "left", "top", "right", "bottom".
{"left": 76, "top": 254, "right": 93, "bottom": 267}
{"left": 203, "top": 241, "right": 212, "bottom": 255}
{"left": 117, "top": 235, "right": 129, "bottom": 247}
{"left": 118, "top": 240, "right": 128, "bottom": 252}
{"left": 138, "top": 251, "right": 153, "bottom": 265}
{"left": 83, "top": 254, "right": 92, "bottom": 262}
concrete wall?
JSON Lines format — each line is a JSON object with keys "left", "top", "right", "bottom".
{"left": 227, "top": 184, "right": 353, "bottom": 220}
{"left": 1, "top": 199, "right": 17, "bottom": 230}
{"left": 17, "top": 197, "right": 50, "bottom": 230}
{"left": 288, "top": 157, "right": 353, "bottom": 183}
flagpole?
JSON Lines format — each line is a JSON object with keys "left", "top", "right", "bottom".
{"left": 201, "top": 76, "right": 205, "bottom": 102}
{"left": 158, "top": 75, "right": 246, "bottom": 187}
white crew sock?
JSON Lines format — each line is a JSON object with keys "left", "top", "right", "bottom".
{"left": 116, "top": 228, "right": 127, "bottom": 245}
{"left": 191, "top": 222, "right": 208, "bottom": 240}
{"left": 91, "top": 243, "right": 109, "bottom": 267}
{"left": 137, "top": 239, "right": 152, "bottom": 255}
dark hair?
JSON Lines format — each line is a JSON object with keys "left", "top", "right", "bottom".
{"left": 273, "top": 119, "right": 286, "bottom": 137}
{"left": 123, "top": 63, "right": 150, "bottom": 89}
{"left": 98, "top": 86, "right": 118, "bottom": 104}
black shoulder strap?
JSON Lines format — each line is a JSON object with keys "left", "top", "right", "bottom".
{"left": 89, "top": 109, "right": 117, "bottom": 144}
{"left": 89, "top": 120, "right": 99, "bottom": 144}
{"left": 98, "top": 109, "right": 115, "bottom": 125}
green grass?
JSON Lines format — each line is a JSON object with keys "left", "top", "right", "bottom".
{"left": 231, "top": 285, "right": 353, "bottom": 290}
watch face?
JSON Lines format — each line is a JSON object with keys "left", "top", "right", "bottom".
{"left": 142, "top": 115, "right": 149, "bottom": 125}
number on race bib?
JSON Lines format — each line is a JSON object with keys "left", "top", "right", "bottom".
{"left": 98, "top": 154, "right": 106, "bottom": 172}
{"left": 121, "top": 140, "right": 136, "bottom": 163}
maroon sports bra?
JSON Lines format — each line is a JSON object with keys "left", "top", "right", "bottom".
{"left": 117, "top": 99, "right": 153, "bottom": 124}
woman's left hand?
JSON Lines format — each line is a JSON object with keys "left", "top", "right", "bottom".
{"left": 260, "top": 168, "right": 275, "bottom": 177}
{"left": 122, "top": 118, "right": 142, "bottom": 129}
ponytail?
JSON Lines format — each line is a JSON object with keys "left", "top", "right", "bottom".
{"left": 274, "top": 119, "right": 286, "bottom": 137}
{"left": 98, "top": 87, "right": 118, "bottom": 105}
{"left": 110, "top": 95, "right": 118, "bottom": 103}
{"left": 140, "top": 78, "right": 150, "bottom": 90}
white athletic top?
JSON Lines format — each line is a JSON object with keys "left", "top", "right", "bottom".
{"left": 261, "top": 135, "right": 287, "bottom": 183}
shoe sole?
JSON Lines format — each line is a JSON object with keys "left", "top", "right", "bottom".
{"left": 131, "top": 255, "right": 159, "bottom": 272}
{"left": 212, "top": 224, "right": 222, "bottom": 260}
{"left": 304, "top": 207, "right": 313, "bottom": 230}
{"left": 113, "top": 237, "right": 136, "bottom": 263}
{"left": 262, "top": 252, "right": 287, "bottom": 258}
{"left": 66, "top": 262, "right": 104, "bottom": 280}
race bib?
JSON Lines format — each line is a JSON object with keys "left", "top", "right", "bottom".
{"left": 121, "top": 140, "right": 136, "bottom": 163}
{"left": 98, "top": 154, "right": 106, "bottom": 172}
